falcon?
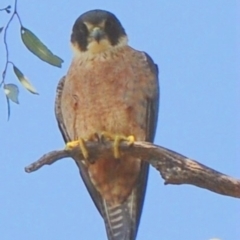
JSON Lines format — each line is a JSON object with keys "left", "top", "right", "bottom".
{"left": 55, "top": 9, "right": 159, "bottom": 240}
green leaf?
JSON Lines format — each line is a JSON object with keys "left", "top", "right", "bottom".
{"left": 4, "top": 83, "right": 19, "bottom": 104}
{"left": 21, "top": 27, "right": 64, "bottom": 67}
{"left": 0, "top": 27, "right": 3, "bottom": 34}
{"left": 13, "top": 65, "right": 39, "bottom": 94}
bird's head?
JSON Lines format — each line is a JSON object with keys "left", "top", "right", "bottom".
{"left": 71, "top": 9, "right": 128, "bottom": 54}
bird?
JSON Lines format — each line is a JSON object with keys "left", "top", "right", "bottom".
{"left": 55, "top": 9, "right": 159, "bottom": 240}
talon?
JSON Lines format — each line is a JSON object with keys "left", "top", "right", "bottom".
{"left": 113, "top": 136, "right": 121, "bottom": 159}
{"left": 126, "top": 135, "right": 135, "bottom": 146}
{"left": 65, "top": 139, "right": 89, "bottom": 159}
{"left": 79, "top": 138, "right": 89, "bottom": 159}
{"left": 65, "top": 140, "right": 80, "bottom": 150}
{"left": 100, "top": 131, "right": 113, "bottom": 141}
{"left": 94, "top": 132, "right": 107, "bottom": 143}
{"left": 94, "top": 132, "right": 101, "bottom": 142}
{"left": 100, "top": 132, "right": 135, "bottom": 159}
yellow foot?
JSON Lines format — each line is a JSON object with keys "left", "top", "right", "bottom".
{"left": 101, "top": 132, "right": 135, "bottom": 159}
{"left": 65, "top": 138, "right": 89, "bottom": 159}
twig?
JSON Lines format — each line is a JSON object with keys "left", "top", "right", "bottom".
{"left": 0, "top": 0, "right": 23, "bottom": 119}
{"left": 25, "top": 141, "right": 240, "bottom": 199}
{"left": 0, "top": 0, "right": 21, "bottom": 88}
{"left": 0, "top": 5, "right": 11, "bottom": 13}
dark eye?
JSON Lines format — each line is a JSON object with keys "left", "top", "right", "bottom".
{"left": 71, "top": 20, "right": 89, "bottom": 51}
{"left": 105, "top": 17, "right": 123, "bottom": 46}
{"left": 78, "top": 22, "right": 88, "bottom": 36}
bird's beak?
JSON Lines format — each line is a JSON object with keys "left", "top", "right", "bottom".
{"left": 90, "top": 27, "right": 105, "bottom": 43}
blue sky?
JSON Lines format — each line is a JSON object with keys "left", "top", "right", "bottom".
{"left": 0, "top": 1, "right": 239, "bottom": 240}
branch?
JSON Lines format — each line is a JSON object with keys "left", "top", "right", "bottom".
{"left": 25, "top": 141, "right": 240, "bottom": 199}
{"left": 1, "top": 0, "right": 21, "bottom": 88}
{"left": 0, "top": 5, "right": 11, "bottom": 13}
{"left": 1, "top": 0, "right": 22, "bottom": 119}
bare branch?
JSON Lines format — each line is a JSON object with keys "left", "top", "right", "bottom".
{"left": 0, "top": 5, "right": 11, "bottom": 13}
{"left": 25, "top": 141, "right": 240, "bottom": 199}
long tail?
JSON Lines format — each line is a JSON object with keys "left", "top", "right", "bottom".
{"left": 75, "top": 158, "right": 148, "bottom": 240}
{"left": 102, "top": 191, "right": 138, "bottom": 240}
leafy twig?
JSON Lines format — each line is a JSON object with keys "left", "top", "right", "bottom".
{"left": 1, "top": 0, "right": 21, "bottom": 88}
{"left": 1, "top": 0, "right": 22, "bottom": 119}
{"left": 1, "top": 0, "right": 63, "bottom": 119}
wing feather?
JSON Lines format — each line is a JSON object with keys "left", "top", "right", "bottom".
{"left": 130, "top": 51, "right": 159, "bottom": 238}
{"left": 55, "top": 76, "right": 105, "bottom": 215}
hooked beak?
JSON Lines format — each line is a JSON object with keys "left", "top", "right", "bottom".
{"left": 90, "top": 27, "right": 105, "bottom": 43}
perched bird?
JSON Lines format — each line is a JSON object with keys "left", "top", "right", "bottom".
{"left": 55, "top": 9, "right": 159, "bottom": 240}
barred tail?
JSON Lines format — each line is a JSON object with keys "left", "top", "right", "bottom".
{"left": 102, "top": 191, "right": 138, "bottom": 240}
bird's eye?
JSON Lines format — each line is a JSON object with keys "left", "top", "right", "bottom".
{"left": 71, "top": 20, "right": 89, "bottom": 51}
{"left": 79, "top": 23, "right": 88, "bottom": 36}
{"left": 104, "top": 17, "right": 124, "bottom": 46}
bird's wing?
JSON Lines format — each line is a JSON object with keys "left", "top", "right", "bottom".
{"left": 55, "top": 76, "right": 105, "bottom": 214}
{"left": 135, "top": 51, "right": 159, "bottom": 231}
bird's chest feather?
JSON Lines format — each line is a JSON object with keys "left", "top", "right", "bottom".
{"left": 62, "top": 51, "right": 147, "bottom": 140}
{"left": 60, "top": 49, "right": 151, "bottom": 204}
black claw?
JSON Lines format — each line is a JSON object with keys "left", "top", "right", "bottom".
{"left": 96, "top": 132, "right": 106, "bottom": 144}
{"left": 87, "top": 158, "right": 96, "bottom": 164}
{"left": 94, "top": 132, "right": 102, "bottom": 142}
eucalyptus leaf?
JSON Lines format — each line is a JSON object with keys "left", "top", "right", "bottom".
{"left": 4, "top": 83, "right": 19, "bottom": 104}
{"left": 21, "top": 27, "right": 64, "bottom": 67}
{"left": 13, "top": 66, "right": 38, "bottom": 94}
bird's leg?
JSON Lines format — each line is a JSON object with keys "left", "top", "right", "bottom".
{"left": 65, "top": 138, "right": 89, "bottom": 159}
{"left": 65, "top": 132, "right": 135, "bottom": 160}
{"left": 100, "top": 132, "right": 135, "bottom": 159}
{"left": 113, "top": 135, "right": 135, "bottom": 159}
{"left": 65, "top": 134, "right": 98, "bottom": 160}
